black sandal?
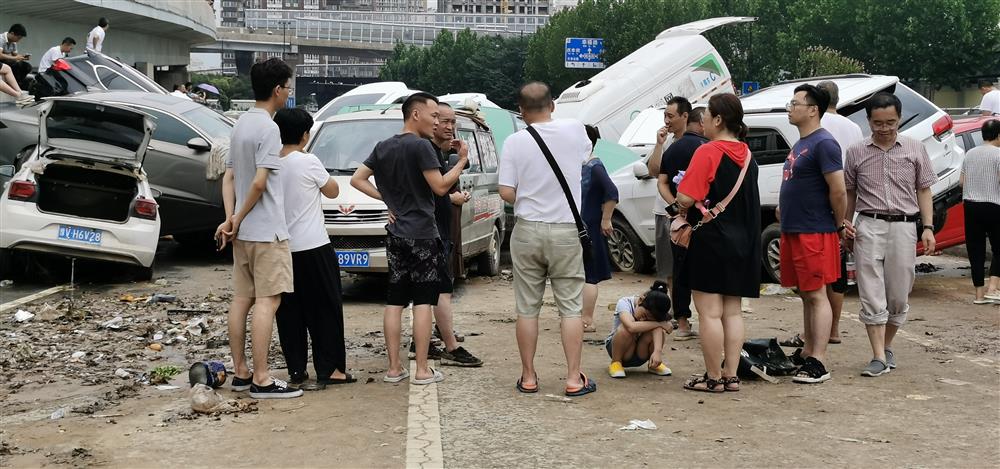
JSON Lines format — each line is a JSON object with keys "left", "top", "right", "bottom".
{"left": 683, "top": 373, "right": 725, "bottom": 393}
{"left": 319, "top": 373, "right": 357, "bottom": 385}
{"left": 721, "top": 376, "right": 740, "bottom": 392}
{"left": 780, "top": 334, "right": 805, "bottom": 348}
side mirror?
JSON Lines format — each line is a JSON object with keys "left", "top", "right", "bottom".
{"left": 632, "top": 160, "right": 650, "bottom": 179}
{"left": 0, "top": 165, "right": 14, "bottom": 178}
{"left": 150, "top": 187, "right": 163, "bottom": 199}
{"left": 186, "top": 137, "right": 212, "bottom": 152}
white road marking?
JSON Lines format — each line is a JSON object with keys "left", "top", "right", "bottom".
{"left": 405, "top": 360, "right": 444, "bottom": 469}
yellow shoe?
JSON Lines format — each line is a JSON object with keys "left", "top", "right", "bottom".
{"left": 648, "top": 363, "right": 672, "bottom": 376}
{"left": 608, "top": 361, "right": 626, "bottom": 378}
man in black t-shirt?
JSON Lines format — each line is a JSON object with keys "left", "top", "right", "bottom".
{"left": 658, "top": 102, "right": 707, "bottom": 339}
{"left": 351, "top": 93, "right": 468, "bottom": 385}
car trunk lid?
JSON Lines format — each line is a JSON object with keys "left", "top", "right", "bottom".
{"left": 38, "top": 98, "right": 153, "bottom": 168}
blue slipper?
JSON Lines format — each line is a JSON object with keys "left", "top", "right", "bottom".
{"left": 565, "top": 373, "right": 596, "bottom": 397}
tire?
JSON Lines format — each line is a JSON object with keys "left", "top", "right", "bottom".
{"left": 476, "top": 224, "right": 501, "bottom": 277}
{"left": 131, "top": 263, "right": 154, "bottom": 282}
{"left": 761, "top": 223, "right": 782, "bottom": 283}
{"left": 608, "top": 216, "right": 651, "bottom": 273}
{"left": 173, "top": 231, "right": 217, "bottom": 251}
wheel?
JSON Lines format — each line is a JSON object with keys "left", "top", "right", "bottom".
{"left": 173, "top": 231, "right": 217, "bottom": 251}
{"left": 131, "top": 263, "right": 154, "bottom": 282}
{"left": 761, "top": 223, "right": 782, "bottom": 283}
{"left": 476, "top": 224, "right": 501, "bottom": 277}
{"left": 607, "top": 216, "right": 651, "bottom": 273}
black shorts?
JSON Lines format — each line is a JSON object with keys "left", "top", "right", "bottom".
{"left": 438, "top": 240, "right": 455, "bottom": 295}
{"left": 830, "top": 246, "right": 849, "bottom": 294}
{"left": 386, "top": 234, "right": 447, "bottom": 306}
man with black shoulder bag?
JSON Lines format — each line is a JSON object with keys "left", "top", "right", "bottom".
{"left": 498, "top": 82, "right": 597, "bottom": 397}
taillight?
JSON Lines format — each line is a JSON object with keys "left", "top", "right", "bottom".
{"left": 133, "top": 197, "right": 158, "bottom": 220}
{"left": 50, "top": 59, "right": 72, "bottom": 72}
{"left": 8, "top": 180, "right": 36, "bottom": 201}
{"left": 932, "top": 114, "right": 953, "bottom": 139}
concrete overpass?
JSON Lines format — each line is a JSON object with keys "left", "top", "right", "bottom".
{"left": 191, "top": 28, "right": 396, "bottom": 55}
{"left": 0, "top": 0, "right": 215, "bottom": 85}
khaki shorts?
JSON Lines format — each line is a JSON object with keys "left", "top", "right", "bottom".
{"left": 232, "top": 239, "right": 293, "bottom": 298}
{"left": 510, "top": 219, "right": 584, "bottom": 318}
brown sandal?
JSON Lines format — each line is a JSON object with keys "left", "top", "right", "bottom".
{"left": 683, "top": 373, "right": 725, "bottom": 393}
{"left": 721, "top": 376, "right": 740, "bottom": 392}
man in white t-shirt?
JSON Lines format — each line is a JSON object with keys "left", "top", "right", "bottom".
{"left": 86, "top": 17, "right": 109, "bottom": 53}
{"left": 272, "top": 107, "right": 355, "bottom": 389}
{"left": 498, "top": 82, "right": 596, "bottom": 397}
{"left": 978, "top": 80, "right": 1000, "bottom": 116}
{"left": 37, "top": 37, "right": 75, "bottom": 73}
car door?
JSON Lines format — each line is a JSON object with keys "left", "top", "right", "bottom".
{"left": 476, "top": 127, "right": 503, "bottom": 241}
{"left": 135, "top": 108, "right": 220, "bottom": 235}
{"left": 455, "top": 127, "right": 487, "bottom": 257}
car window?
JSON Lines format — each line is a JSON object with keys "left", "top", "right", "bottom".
{"left": 315, "top": 93, "right": 384, "bottom": 121}
{"left": 843, "top": 84, "right": 939, "bottom": 136}
{"left": 180, "top": 107, "right": 233, "bottom": 140}
{"left": 95, "top": 66, "right": 144, "bottom": 91}
{"left": 477, "top": 131, "right": 499, "bottom": 172}
{"left": 970, "top": 130, "right": 984, "bottom": 148}
{"left": 309, "top": 119, "right": 401, "bottom": 172}
{"left": 143, "top": 109, "right": 199, "bottom": 146}
{"left": 746, "top": 128, "right": 790, "bottom": 166}
{"left": 457, "top": 129, "right": 482, "bottom": 173}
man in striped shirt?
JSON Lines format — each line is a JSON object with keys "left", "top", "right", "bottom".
{"left": 843, "top": 92, "right": 937, "bottom": 378}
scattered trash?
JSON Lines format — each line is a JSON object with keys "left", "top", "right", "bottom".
{"left": 168, "top": 309, "right": 212, "bottom": 316}
{"left": 760, "top": 284, "right": 795, "bottom": 296}
{"left": 190, "top": 384, "right": 257, "bottom": 414}
{"left": 906, "top": 394, "right": 933, "bottom": 400}
{"left": 13, "top": 310, "right": 34, "bottom": 322}
{"left": 154, "top": 279, "right": 170, "bottom": 286}
{"left": 71, "top": 351, "right": 86, "bottom": 360}
{"left": 155, "top": 385, "right": 180, "bottom": 391}
{"left": 741, "top": 298, "right": 753, "bottom": 313}
{"left": 936, "top": 378, "right": 970, "bottom": 386}
{"left": 272, "top": 426, "right": 287, "bottom": 432}
{"left": 101, "top": 316, "right": 125, "bottom": 330}
{"left": 185, "top": 318, "right": 207, "bottom": 336}
{"left": 146, "top": 294, "right": 177, "bottom": 304}
{"left": 149, "top": 365, "right": 182, "bottom": 384}
{"left": 118, "top": 294, "right": 147, "bottom": 303}
{"left": 544, "top": 393, "right": 573, "bottom": 403}
{"left": 619, "top": 419, "right": 657, "bottom": 431}
{"left": 50, "top": 408, "right": 66, "bottom": 420}
{"left": 392, "top": 426, "right": 406, "bottom": 434}
{"left": 153, "top": 332, "right": 164, "bottom": 341}
{"left": 715, "top": 436, "right": 733, "bottom": 442}
{"left": 114, "top": 368, "right": 132, "bottom": 379}
{"left": 148, "top": 343, "right": 163, "bottom": 352}
{"left": 827, "top": 435, "right": 891, "bottom": 444}
{"left": 188, "top": 361, "right": 228, "bottom": 388}
{"left": 0, "top": 279, "right": 13, "bottom": 287}
{"left": 915, "top": 263, "right": 940, "bottom": 273}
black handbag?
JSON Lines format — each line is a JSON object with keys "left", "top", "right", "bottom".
{"left": 525, "top": 125, "right": 594, "bottom": 267}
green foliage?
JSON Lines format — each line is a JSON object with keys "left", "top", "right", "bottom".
{"left": 149, "top": 365, "right": 182, "bottom": 385}
{"left": 796, "top": 46, "right": 866, "bottom": 77}
{"left": 190, "top": 73, "right": 253, "bottom": 111}
{"left": 380, "top": 30, "right": 530, "bottom": 110}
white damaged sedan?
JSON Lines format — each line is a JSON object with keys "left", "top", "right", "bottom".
{"left": 0, "top": 98, "right": 161, "bottom": 279}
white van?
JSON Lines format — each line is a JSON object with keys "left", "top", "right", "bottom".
{"left": 552, "top": 16, "right": 755, "bottom": 143}
{"left": 313, "top": 82, "right": 422, "bottom": 122}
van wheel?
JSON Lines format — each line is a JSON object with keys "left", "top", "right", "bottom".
{"left": 608, "top": 217, "right": 650, "bottom": 273}
{"left": 761, "top": 223, "right": 782, "bottom": 283}
{"left": 476, "top": 225, "right": 501, "bottom": 277}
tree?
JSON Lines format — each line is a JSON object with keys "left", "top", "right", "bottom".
{"left": 190, "top": 73, "right": 252, "bottom": 111}
{"left": 796, "top": 46, "right": 865, "bottom": 77}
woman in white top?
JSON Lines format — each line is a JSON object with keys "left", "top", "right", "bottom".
{"left": 272, "top": 107, "right": 355, "bottom": 388}
{"left": 960, "top": 119, "right": 1000, "bottom": 304}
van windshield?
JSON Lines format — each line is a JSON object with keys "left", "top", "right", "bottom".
{"left": 315, "top": 93, "right": 385, "bottom": 121}
{"left": 309, "top": 119, "right": 403, "bottom": 173}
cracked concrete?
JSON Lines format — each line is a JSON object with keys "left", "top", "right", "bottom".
{"left": 405, "top": 361, "right": 444, "bottom": 469}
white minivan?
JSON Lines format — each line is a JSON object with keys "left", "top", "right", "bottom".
{"left": 552, "top": 16, "right": 754, "bottom": 144}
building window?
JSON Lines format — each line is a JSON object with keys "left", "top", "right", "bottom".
{"left": 304, "top": 53, "right": 320, "bottom": 64}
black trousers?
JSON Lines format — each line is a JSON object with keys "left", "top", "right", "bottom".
{"left": 964, "top": 201, "right": 1000, "bottom": 287}
{"left": 276, "top": 244, "right": 347, "bottom": 377}
{"left": 0, "top": 59, "right": 31, "bottom": 88}
{"left": 670, "top": 241, "right": 692, "bottom": 319}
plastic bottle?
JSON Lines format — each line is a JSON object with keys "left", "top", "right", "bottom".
{"left": 846, "top": 253, "right": 856, "bottom": 286}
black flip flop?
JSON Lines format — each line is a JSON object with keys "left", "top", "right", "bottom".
{"left": 516, "top": 373, "right": 538, "bottom": 394}
{"left": 319, "top": 373, "right": 357, "bottom": 385}
{"left": 565, "top": 373, "right": 596, "bottom": 397}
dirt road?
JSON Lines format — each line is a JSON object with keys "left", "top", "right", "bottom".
{"left": 1, "top": 244, "right": 998, "bottom": 467}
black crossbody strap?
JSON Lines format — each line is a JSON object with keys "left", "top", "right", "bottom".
{"left": 525, "top": 125, "right": 586, "bottom": 233}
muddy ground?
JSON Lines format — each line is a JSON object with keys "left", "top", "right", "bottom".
{"left": 1, "top": 243, "right": 998, "bottom": 468}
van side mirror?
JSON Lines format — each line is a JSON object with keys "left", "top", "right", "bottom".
{"left": 187, "top": 137, "right": 212, "bottom": 152}
{"left": 632, "top": 161, "right": 650, "bottom": 179}
{"left": 0, "top": 165, "right": 14, "bottom": 178}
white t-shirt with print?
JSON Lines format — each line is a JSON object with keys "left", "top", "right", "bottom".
{"left": 980, "top": 89, "right": 1000, "bottom": 116}
{"left": 38, "top": 46, "right": 64, "bottom": 73}
{"left": 280, "top": 151, "right": 332, "bottom": 253}
{"left": 87, "top": 26, "right": 106, "bottom": 52}
{"left": 498, "top": 118, "right": 591, "bottom": 224}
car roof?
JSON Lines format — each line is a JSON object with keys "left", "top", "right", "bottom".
{"left": 58, "top": 91, "right": 204, "bottom": 114}
{"left": 953, "top": 115, "right": 997, "bottom": 134}
{"left": 741, "top": 74, "right": 898, "bottom": 113}
{"left": 320, "top": 108, "right": 488, "bottom": 130}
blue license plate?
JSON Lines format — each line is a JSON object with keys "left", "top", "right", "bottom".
{"left": 57, "top": 225, "right": 103, "bottom": 245}
{"left": 337, "top": 251, "right": 369, "bottom": 268}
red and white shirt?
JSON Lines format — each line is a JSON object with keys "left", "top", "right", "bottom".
{"left": 844, "top": 135, "right": 937, "bottom": 215}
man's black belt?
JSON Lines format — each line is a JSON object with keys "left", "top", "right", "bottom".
{"left": 858, "top": 212, "right": 919, "bottom": 223}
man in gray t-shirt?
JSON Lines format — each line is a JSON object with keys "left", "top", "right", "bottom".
{"left": 351, "top": 92, "right": 467, "bottom": 386}
{"left": 214, "top": 58, "right": 301, "bottom": 399}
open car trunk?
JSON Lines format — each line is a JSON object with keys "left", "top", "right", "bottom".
{"left": 36, "top": 162, "right": 138, "bottom": 222}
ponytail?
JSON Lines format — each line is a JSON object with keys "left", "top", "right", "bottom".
{"left": 641, "top": 281, "right": 672, "bottom": 322}
{"left": 737, "top": 122, "right": 748, "bottom": 141}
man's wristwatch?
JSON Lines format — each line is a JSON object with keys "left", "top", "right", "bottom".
{"left": 922, "top": 225, "right": 934, "bottom": 231}
{"left": 837, "top": 224, "right": 847, "bottom": 233}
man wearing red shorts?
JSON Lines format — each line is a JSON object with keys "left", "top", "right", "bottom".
{"left": 779, "top": 84, "right": 848, "bottom": 384}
